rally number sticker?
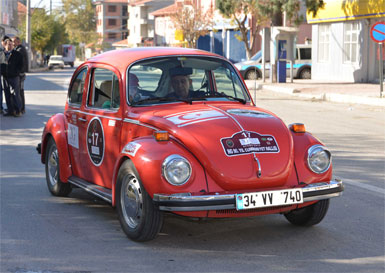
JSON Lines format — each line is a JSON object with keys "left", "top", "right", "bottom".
{"left": 87, "top": 117, "right": 105, "bottom": 166}
{"left": 221, "top": 131, "right": 279, "bottom": 156}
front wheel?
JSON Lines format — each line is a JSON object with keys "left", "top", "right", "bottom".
{"left": 116, "top": 160, "right": 163, "bottom": 241}
{"left": 284, "top": 199, "right": 329, "bottom": 226}
{"left": 299, "top": 68, "right": 311, "bottom": 79}
{"left": 245, "top": 69, "right": 260, "bottom": 80}
{"left": 45, "top": 137, "right": 72, "bottom": 196}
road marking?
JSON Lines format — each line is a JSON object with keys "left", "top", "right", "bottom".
{"left": 340, "top": 177, "right": 385, "bottom": 198}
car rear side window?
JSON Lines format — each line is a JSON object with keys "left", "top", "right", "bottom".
{"left": 88, "top": 68, "right": 120, "bottom": 109}
{"left": 68, "top": 68, "right": 87, "bottom": 105}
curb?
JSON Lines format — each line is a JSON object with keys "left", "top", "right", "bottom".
{"left": 246, "top": 82, "right": 385, "bottom": 107}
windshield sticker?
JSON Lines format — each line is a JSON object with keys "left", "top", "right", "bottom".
{"left": 68, "top": 123, "right": 79, "bottom": 149}
{"left": 122, "top": 142, "right": 141, "bottom": 157}
{"left": 87, "top": 117, "right": 105, "bottom": 166}
{"left": 166, "top": 109, "right": 228, "bottom": 127}
{"left": 221, "top": 131, "right": 279, "bottom": 156}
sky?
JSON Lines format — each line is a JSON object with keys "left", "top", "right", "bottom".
{"left": 30, "top": 0, "right": 63, "bottom": 11}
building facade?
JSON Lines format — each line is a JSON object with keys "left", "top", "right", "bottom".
{"left": 0, "top": 0, "right": 18, "bottom": 38}
{"left": 94, "top": 0, "right": 129, "bottom": 48}
{"left": 127, "top": 0, "right": 174, "bottom": 47}
{"left": 308, "top": 0, "right": 385, "bottom": 83}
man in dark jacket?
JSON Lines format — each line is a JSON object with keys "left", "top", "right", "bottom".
{"left": 2, "top": 37, "right": 23, "bottom": 116}
{"left": 12, "top": 36, "right": 28, "bottom": 114}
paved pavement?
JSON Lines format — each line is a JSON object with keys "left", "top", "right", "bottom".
{"left": 245, "top": 79, "right": 385, "bottom": 107}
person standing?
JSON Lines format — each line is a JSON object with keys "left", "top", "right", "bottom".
{"left": 12, "top": 36, "right": 28, "bottom": 114}
{"left": 0, "top": 36, "right": 8, "bottom": 115}
{"left": 2, "top": 37, "right": 23, "bottom": 117}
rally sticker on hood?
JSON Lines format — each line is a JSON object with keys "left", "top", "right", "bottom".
{"left": 221, "top": 131, "right": 280, "bottom": 156}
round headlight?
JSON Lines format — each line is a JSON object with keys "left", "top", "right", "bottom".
{"left": 307, "top": 145, "right": 331, "bottom": 174}
{"left": 162, "top": 155, "right": 191, "bottom": 186}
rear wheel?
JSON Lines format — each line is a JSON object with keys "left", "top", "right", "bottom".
{"left": 284, "top": 199, "right": 329, "bottom": 226}
{"left": 45, "top": 137, "right": 72, "bottom": 196}
{"left": 116, "top": 160, "right": 163, "bottom": 241}
{"left": 245, "top": 69, "right": 260, "bottom": 80}
{"left": 299, "top": 67, "right": 311, "bottom": 79}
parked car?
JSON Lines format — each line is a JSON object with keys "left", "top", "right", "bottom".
{"left": 234, "top": 44, "right": 312, "bottom": 80}
{"left": 48, "top": 55, "right": 65, "bottom": 70}
{"left": 37, "top": 47, "right": 343, "bottom": 241}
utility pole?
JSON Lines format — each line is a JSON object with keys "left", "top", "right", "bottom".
{"left": 26, "top": 0, "right": 32, "bottom": 70}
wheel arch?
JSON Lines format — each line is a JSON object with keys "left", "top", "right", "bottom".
{"left": 41, "top": 114, "right": 72, "bottom": 182}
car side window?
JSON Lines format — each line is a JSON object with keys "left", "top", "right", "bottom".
{"left": 213, "top": 66, "right": 244, "bottom": 99}
{"left": 299, "top": 48, "right": 311, "bottom": 60}
{"left": 68, "top": 68, "right": 87, "bottom": 105}
{"left": 88, "top": 68, "right": 120, "bottom": 109}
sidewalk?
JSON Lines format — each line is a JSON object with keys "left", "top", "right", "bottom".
{"left": 245, "top": 79, "right": 385, "bottom": 107}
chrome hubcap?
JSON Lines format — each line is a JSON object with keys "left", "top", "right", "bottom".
{"left": 48, "top": 146, "right": 59, "bottom": 187}
{"left": 121, "top": 175, "right": 143, "bottom": 229}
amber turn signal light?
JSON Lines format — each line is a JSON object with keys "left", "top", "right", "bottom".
{"left": 290, "top": 123, "right": 306, "bottom": 133}
{"left": 154, "top": 131, "right": 169, "bottom": 141}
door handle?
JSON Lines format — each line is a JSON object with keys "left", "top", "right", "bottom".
{"left": 79, "top": 117, "right": 87, "bottom": 122}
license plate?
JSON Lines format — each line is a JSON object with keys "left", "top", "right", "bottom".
{"left": 236, "top": 188, "right": 303, "bottom": 210}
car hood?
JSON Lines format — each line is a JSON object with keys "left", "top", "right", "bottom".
{"left": 136, "top": 104, "right": 294, "bottom": 191}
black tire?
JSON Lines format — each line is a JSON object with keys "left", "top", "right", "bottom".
{"left": 245, "top": 69, "right": 260, "bottom": 80}
{"left": 116, "top": 160, "right": 163, "bottom": 241}
{"left": 299, "top": 67, "right": 311, "bottom": 79}
{"left": 284, "top": 199, "right": 329, "bottom": 226}
{"left": 45, "top": 137, "right": 72, "bottom": 197}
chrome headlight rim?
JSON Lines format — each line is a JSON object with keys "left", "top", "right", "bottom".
{"left": 307, "top": 145, "right": 332, "bottom": 174}
{"left": 162, "top": 154, "right": 192, "bottom": 186}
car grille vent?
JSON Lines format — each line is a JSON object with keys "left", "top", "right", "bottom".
{"left": 216, "top": 205, "right": 292, "bottom": 215}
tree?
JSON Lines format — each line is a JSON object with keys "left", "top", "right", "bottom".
{"left": 171, "top": 3, "right": 214, "bottom": 48}
{"left": 257, "top": 0, "right": 325, "bottom": 26}
{"left": 61, "top": 0, "right": 97, "bottom": 45}
{"left": 217, "top": 0, "right": 269, "bottom": 60}
{"left": 19, "top": 8, "right": 54, "bottom": 61}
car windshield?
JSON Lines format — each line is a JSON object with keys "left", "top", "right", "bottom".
{"left": 250, "top": 51, "right": 262, "bottom": 61}
{"left": 127, "top": 56, "right": 250, "bottom": 105}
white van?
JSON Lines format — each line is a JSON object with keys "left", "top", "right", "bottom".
{"left": 234, "top": 44, "right": 312, "bottom": 80}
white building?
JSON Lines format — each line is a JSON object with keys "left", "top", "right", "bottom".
{"left": 308, "top": 0, "right": 385, "bottom": 83}
{"left": 127, "top": 0, "right": 174, "bottom": 47}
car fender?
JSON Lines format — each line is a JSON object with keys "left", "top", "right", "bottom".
{"left": 111, "top": 136, "right": 207, "bottom": 206}
{"left": 41, "top": 113, "right": 72, "bottom": 182}
{"left": 291, "top": 131, "right": 333, "bottom": 184}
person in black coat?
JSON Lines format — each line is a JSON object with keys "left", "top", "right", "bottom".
{"left": 12, "top": 36, "right": 28, "bottom": 114}
{"left": 2, "top": 37, "right": 23, "bottom": 116}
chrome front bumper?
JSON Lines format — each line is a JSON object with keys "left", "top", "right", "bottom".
{"left": 153, "top": 179, "right": 344, "bottom": 212}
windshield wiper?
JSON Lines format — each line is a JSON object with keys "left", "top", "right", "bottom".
{"left": 207, "top": 93, "right": 247, "bottom": 104}
{"left": 134, "top": 97, "right": 204, "bottom": 105}
{"left": 134, "top": 97, "right": 177, "bottom": 105}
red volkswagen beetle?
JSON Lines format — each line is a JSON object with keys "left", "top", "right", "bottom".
{"left": 37, "top": 47, "right": 343, "bottom": 241}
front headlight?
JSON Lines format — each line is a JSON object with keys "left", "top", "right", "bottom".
{"left": 307, "top": 145, "right": 331, "bottom": 174}
{"left": 162, "top": 155, "right": 191, "bottom": 186}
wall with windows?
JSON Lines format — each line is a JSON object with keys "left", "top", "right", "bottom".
{"left": 311, "top": 18, "right": 382, "bottom": 82}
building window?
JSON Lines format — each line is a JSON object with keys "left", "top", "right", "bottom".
{"left": 343, "top": 22, "right": 360, "bottom": 63}
{"left": 318, "top": 24, "right": 330, "bottom": 63}
{"left": 121, "top": 19, "right": 127, "bottom": 30}
{"left": 108, "top": 5, "right": 116, "bottom": 13}
{"left": 108, "top": 33, "right": 117, "bottom": 39}
{"left": 122, "top": 5, "right": 128, "bottom": 17}
{"left": 108, "top": 19, "right": 117, "bottom": 26}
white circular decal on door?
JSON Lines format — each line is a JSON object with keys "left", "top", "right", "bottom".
{"left": 87, "top": 117, "right": 105, "bottom": 166}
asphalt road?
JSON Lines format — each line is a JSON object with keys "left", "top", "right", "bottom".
{"left": 1, "top": 68, "right": 384, "bottom": 273}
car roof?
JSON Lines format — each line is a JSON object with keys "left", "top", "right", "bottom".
{"left": 86, "top": 47, "right": 223, "bottom": 72}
